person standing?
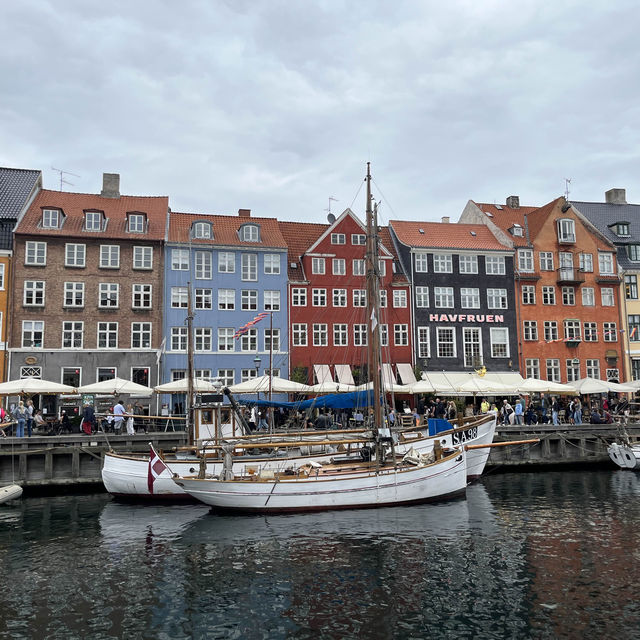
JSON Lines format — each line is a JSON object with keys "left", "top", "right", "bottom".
{"left": 514, "top": 400, "right": 524, "bottom": 425}
{"left": 12, "top": 401, "right": 27, "bottom": 437}
{"left": 81, "top": 402, "right": 95, "bottom": 435}
{"left": 480, "top": 398, "right": 490, "bottom": 414}
{"left": 25, "top": 399, "right": 34, "bottom": 437}
{"left": 551, "top": 397, "right": 559, "bottom": 426}
{"left": 113, "top": 399, "right": 125, "bottom": 434}
{"left": 573, "top": 397, "right": 582, "bottom": 425}
{"left": 125, "top": 403, "right": 135, "bottom": 435}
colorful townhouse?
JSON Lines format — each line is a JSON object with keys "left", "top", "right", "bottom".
{"left": 279, "top": 208, "right": 414, "bottom": 387}
{"left": 162, "top": 209, "right": 289, "bottom": 408}
{"left": 461, "top": 195, "right": 624, "bottom": 382}
{"left": 389, "top": 218, "right": 518, "bottom": 374}
{"left": 0, "top": 167, "right": 42, "bottom": 382}
{"left": 10, "top": 173, "right": 168, "bottom": 414}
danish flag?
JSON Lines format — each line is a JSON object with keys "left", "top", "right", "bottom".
{"left": 147, "top": 443, "right": 169, "bottom": 494}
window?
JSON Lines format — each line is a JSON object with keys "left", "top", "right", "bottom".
{"left": 42, "top": 208, "right": 60, "bottom": 228}
{"left": 625, "top": 275, "right": 638, "bottom": 300}
{"left": 194, "top": 328, "right": 212, "bottom": 352}
{"left": 379, "top": 290, "right": 387, "bottom": 308}
{"left": 132, "top": 367, "right": 150, "bottom": 387}
{"left": 0, "top": 264, "right": 4, "bottom": 289}
{"left": 544, "top": 321, "right": 558, "bottom": 342}
{"left": 131, "top": 322, "right": 152, "bottom": 348}
{"left": 393, "top": 290, "right": 407, "bottom": 308}
{"left": 378, "top": 260, "right": 386, "bottom": 277}
{"left": 313, "top": 289, "right": 327, "bottom": 307}
{"left": 598, "top": 252, "right": 614, "bottom": 274}
{"left": 604, "top": 322, "right": 618, "bottom": 342}
{"left": 99, "top": 245, "right": 120, "bottom": 268}
{"left": 601, "top": 287, "right": 615, "bottom": 306}
{"left": 628, "top": 245, "right": 640, "bottom": 261}
{"left": 557, "top": 218, "right": 576, "bottom": 243}
{"left": 511, "top": 225, "right": 523, "bottom": 237}
{"left": 241, "top": 369, "right": 258, "bottom": 383}
{"left": 566, "top": 359, "right": 580, "bottom": 382}
{"left": 629, "top": 315, "right": 640, "bottom": 341}
{"left": 314, "top": 323, "right": 328, "bottom": 347}
{"left": 437, "top": 327, "right": 456, "bottom": 358}
{"left": 417, "top": 327, "right": 430, "bottom": 358}
{"left": 64, "top": 282, "right": 84, "bottom": 308}
{"left": 99, "top": 283, "right": 119, "bottom": 308}
{"left": 353, "top": 290, "right": 367, "bottom": 307}
{"left": 85, "top": 211, "right": 103, "bottom": 231}
{"left": 563, "top": 320, "right": 581, "bottom": 341}
{"left": 264, "top": 254, "right": 280, "bottom": 274}
{"left": 292, "top": 323, "right": 307, "bottom": 347}
{"left": 241, "top": 253, "right": 257, "bottom": 281}
{"left": 579, "top": 253, "right": 593, "bottom": 272}
{"left": 98, "top": 367, "right": 116, "bottom": 382}
{"left": 353, "top": 324, "right": 367, "bottom": 347}
{"left": 461, "top": 288, "right": 480, "bottom": 309}
{"left": 172, "top": 249, "right": 189, "bottom": 270}
{"left": 542, "top": 286, "right": 556, "bottom": 305}
{"left": 241, "top": 290, "right": 258, "bottom": 311}
{"left": 20, "top": 366, "right": 41, "bottom": 379}
{"left": 522, "top": 286, "right": 536, "bottom": 305}
{"left": 487, "top": 288, "right": 507, "bottom": 309}
{"left": 171, "top": 327, "right": 187, "bottom": 351}
{"left": 264, "top": 290, "right": 280, "bottom": 311}
{"left": 240, "top": 329, "right": 257, "bottom": 352}
{"left": 331, "top": 233, "right": 345, "bottom": 245}
{"left": 586, "top": 359, "right": 600, "bottom": 379}
{"left": 333, "top": 324, "right": 348, "bottom": 346}
{"left": 97, "top": 322, "right": 118, "bottom": 349}
{"left": 415, "top": 286, "right": 429, "bottom": 307}
{"left": 546, "top": 359, "right": 561, "bottom": 382}
{"left": 333, "top": 289, "right": 347, "bottom": 307}
{"left": 394, "top": 324, "right": 409, "bottom": 346}
{"left": 195, "top": 288, "right": 212, "bottom": 310}
{"left": 292, "top": 288, "right": 307, "bottom": 306}
{"left": 217, "top": 328, "right": 235, "bottom": 352}
{"left": 218, "top": 251, "right": 235, "bottom": 273}
{"left": 21, "top": 321, "right": 43, "bottom": 348}
{"left": 217, "top": 369, "right": 234, "bottom": 387}
{"left": 539, "top": 252, "right": 554, "bottom": 271}
{"left": 463, "top": 327, "right": 482, "bottom": 367}
{"left": 583, "top": 322, "right": 597, "bottom": 342}
{"left": 526, "top": 358, "right": 540, "bottom": 379}
{"left": 241, "top": 224, "right": 259, "bottom": 242}
{"left": 353, "top": 259, "right": 365, "bottom": 276}
{"left": 380, "top": 324, "right": 388, "bottom": 347}
{"left": 459, "top": 255, "right": 478, "bottom": 274}
{"left": 128, "top": 213, "right": 145, "bottom": 233}
{"left": 523, "top": 321, "right": 538, "bottom": 341}
{"left": 133, "top": 246, "right": 152, "bottom": 269}
{"left": 558, "top": 252, "right": 574, "bottom": 280}
{"left": 193, "top": 251, "right": 212, "bottom": 279}
{"left": 486, "top": 256, "right": 505, "bottom": 275}
{"left": 192, "top": 221, "right": 211, "bottom": 239}
{"left": 490, "top": 328, "right": 509, "bottom": 358}
{"left": 518, "top": 249, "right": 534, "bottom": 272}
{"left": 171, "top": 287, "right": 188, "bottom": 308}
{"left": 312, "top": 257, "right": 325, "bottom": 275}
{"left": 606, "top": 368, "right": 620, "bottom": 381}
{"left": 582, "top": 287, "right": 595, "bottom": 306}
{"left": 414, "top": 253, "right": 428, "bottom": 272}
{"left": 352, "top": 234, "right": 366, "bottom": 245}
{"left": 433, "top": 254, "right": 452, "bottom": 273}
{"left": 25, "top": 241, "right": 46, "bottom": 265}
{"left": 434, "top": 287, "right": 454, "bottom": 308}
{"left": 132, "top": 284, "right": 152, "bottom": 309}
{"left": 23, "top": 281, "right": 45, "bottom": 306}
{"left": 65, "top": 243, "right": 86, "bottom": 267}
{"left": 265, "top": 329, "right": 280, "bottom": 352}
{"left": 62, "top": 366, "right": 81, "bottom": 387}
{"left": 218, "top": 289, "right": 235, "bottom": 310}
{"left": 562, "top": 287, "right": 575, "bottom": 306}
{"left": 332, "top": 258, "right": 346, "bottom": 276}
{"left": 615, "top": 222, "right": 630, "bottom": 236}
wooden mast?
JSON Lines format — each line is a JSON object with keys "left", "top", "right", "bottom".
{"left": 186, "top": 282, "right": 195, "bottom": 444}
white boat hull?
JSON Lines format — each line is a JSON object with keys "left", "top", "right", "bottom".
{"left": 0, "top": 484, "right": 23, "bottom": 503}
{"left": 608, "top": 442, "right": 640, "bottom": 470}
{"left": 174, "top": 450, "right": 468, "bottom": 513}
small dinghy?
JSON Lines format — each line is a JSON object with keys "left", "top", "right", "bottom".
{"left": 0, "top": 484, "right": 23, "bottom": 504}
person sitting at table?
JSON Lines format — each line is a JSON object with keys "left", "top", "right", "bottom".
{"left": 33, "top": 410, "right": 46, "bottom": 433}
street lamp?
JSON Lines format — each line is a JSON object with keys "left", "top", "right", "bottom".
{"left": 253, "top": 355, "right": 261, "bottom": 400}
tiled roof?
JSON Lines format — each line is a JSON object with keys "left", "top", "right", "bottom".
{"left": 16, "top": 189, "right": 168, "bottom": 241}
{"left": 390, "top": 220, "right": 509, "bottom": 251}
{"left": 378, "top": 226, "right": 409, "bottom": 284}
{"left": 525, "top": 197, "right": 563, "bottom": 242}
{"left": 0, "top": 167, "right": 41, "bottom": 220}
{"left": 472, "top": 202, "right": 538, "bottom": 247}
{"left": 278, "top": 220, "right": 327, "bottom": 280}
{"left": 169, "top": 211, "right": 287, "bottom": 248}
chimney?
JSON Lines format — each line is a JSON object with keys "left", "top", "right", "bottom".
{"left": 100, "top": 173, "right": 120, "bottom": 198}
{"left": 506, "top": 195, "right": 519, "bottom": 209}
{"left": 238, "top": 208, "right": 251, "bottom": 218}
{"left": 605, "top": 188, "right": 627, "bottom": 205}
{"left": 441, "top": 216, "right": 450, "bottom": 224}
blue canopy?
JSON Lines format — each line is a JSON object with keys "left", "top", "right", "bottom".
{"left": 247, "top": 390, "right": 375, "bottom": 410}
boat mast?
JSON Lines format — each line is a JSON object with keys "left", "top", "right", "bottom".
{"left": 186, "top": 282, "right": 195, "bottom": 445}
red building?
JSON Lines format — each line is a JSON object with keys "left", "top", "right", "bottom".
{"left": 279, "top": 209, "right": 413, "bottom": 386}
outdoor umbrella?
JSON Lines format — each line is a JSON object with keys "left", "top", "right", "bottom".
{"left": 568, "top": 377, "right": 635, "bottom": 395}
{"left": 454, "top": 376, "right": 513, "bottom": 394}
{"left": 154, "top": 379, "right": 221, "bottom": 393}
{"left": 0, "top": 377, "right": 76, "bottom": 395}
{"left": 77, "top": 377, "right": 152, "bottom": 396}
{"left": 407, "top": 379, "right": 437, "bottom": 394}
{"left": 516, "top": 378, "right": 577, "bottom": 395}
{"left": 355, "top": 381, "right": 414, "bottom": 394}
{"left": 227, "top": 375, "right": 311, "bottom": 394}
{"left": 307, "top": 381, "right": 357, "bottom": 393}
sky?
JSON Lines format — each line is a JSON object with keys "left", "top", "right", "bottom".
{"left": 1, "top": 0, "right": 639, "bottom": 227}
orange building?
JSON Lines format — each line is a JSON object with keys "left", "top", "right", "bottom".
{"left": 461, "top": 196, "right": 623, "bottom": 382}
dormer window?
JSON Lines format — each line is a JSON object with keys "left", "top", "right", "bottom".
{"left": 331, "top": 233, "right": 345, "bottom": 244}
{"left": 42, "top": 208, "right": 61, "bottom": 229}
{"left": 612, "top": 222, "right": 630, "bottom": 237}
{"left": 127, "top": 213, "right": 146, "bottom": 233}
{"left": 241, "top": 224, "right": 259, "bottom": 242}
{"left": 192, "top": 221, "right": 212, "bottom": 239}
{"left": 510, "top": 224, "right": 523, "bottom": 237}
{"left": 85, "top": 210, "right": 104, "bottom": 232}
{"left": 557, "top": 218, "right": 576, "bottom": 243}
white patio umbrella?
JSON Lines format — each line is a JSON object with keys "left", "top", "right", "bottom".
{"left": 454, "top": 376, "right": 514, "bottom": 394}
{"left": 154, "top": 379, "right": 221, "bottom": 394}
{"left": 0, "top": 377, "right": 76, "bottom": 396}
{"left": 227, "top": 375, "right": 310, "bottom": 394}
{"left": 407, "top": 379, "right": 437, "bottom": 394}
{"left": 77, "top": 377, "right": 152, "bottom": 396}
{"left": 355, "top": 381, "right": 414, "bottom": 394}
{"left": 568, "top": 377, "right": 635, "bottom": 395}
{"left": 306, "top": 381, "right": 357, "bottom": 393}
{"left": 516, "top": 378, "right": 578, "bottom": 395}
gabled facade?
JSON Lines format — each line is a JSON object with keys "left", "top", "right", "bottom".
{"left": 279, "top": 209, "right": 413, "bottom": 386}
{"left": 461, "top": 196, "right": 624, "bottom": 382}
{"left": 390, "top": 219, "right": 517, "bottom": 374}
{"left": 163, "top": 209, "right": 289, "bottom": 408}
{"left": 10, "top": 173, "right": 167, "bottom": 414}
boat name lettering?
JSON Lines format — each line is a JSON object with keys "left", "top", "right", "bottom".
{"left": 452, "top": 426, "right": 478, "bottom": 444}
{"left": 428, "top": 314, "right": 504, "bottom": 323}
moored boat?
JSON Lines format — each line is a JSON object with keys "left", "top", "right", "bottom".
{"left": 608, "top": 441, "right": 640, "bottom": 470}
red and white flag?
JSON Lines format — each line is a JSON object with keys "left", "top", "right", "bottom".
{"left": 147, "top": 444, "right": 169, "bottom": 494}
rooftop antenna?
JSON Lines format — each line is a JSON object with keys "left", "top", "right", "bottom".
{"left": 325, "top": 196, "right": 338, "bottom": 215}
{"left": 564, "top": 178, "right": 572, "bottom": 201}
{"left": 51, "top": 166, "right": 80, "bottom": 191}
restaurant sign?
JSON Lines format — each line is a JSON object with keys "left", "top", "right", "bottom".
{"left": 429, "top": 314, "right": 505, "bottom": 323}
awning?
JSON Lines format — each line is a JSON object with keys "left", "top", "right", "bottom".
{"left": 313, "top": 364, "right": 332, "bottom": 384}
{"left": 397, "top": 363, "right": 417, "bottom": 385}
{"left": 335, "top": 364, "right": 355, "bottom": 385}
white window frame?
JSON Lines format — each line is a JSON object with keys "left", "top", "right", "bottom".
{"left": 292, "top": 288, "right": 307, "bottom": 306}
{"left": 393, "top": 290, "right": 407, "bottom": 308}
{"left": 25, "top": 241, "right": 46, "bottom": 266}
{"left": 414, "top": 253, "right": 428, "bottom": 272}
{"left": 487, "top": 288, "right": 508, "bottom": 309}
{"left": 172, "top": 249, "right": 189, "bottom": 271}
{"left": 133, "top": 246, "right": 153, "bottom": 270}
{"left": 23, "top": 280, "right": 45, "bottom": 306}
{"left": 459, "top": 255, "right": 478, "bottom": 274}
{"left": 65, "top": 243, "right": 86, "bottom": 268}
{"left": 264, "top": 254, "right": 281, "bottom": 275}
{"left": 292, "top": 323, "right": 307, "bottom": 347}
{"left": 436, "top": 327, "right": 456, "bottom": 358}
{"left": 312, "top": 257, "right": 325, "bottom": 275}
{"left": 333, "top": 323, "right": 348, "bottom": 346}
{"left": 171, "top": 287, "right": 188, "bottom": 309}
{"left": 132, "top": 284, "right": 152, "bottom": 309}
{"left": 490, "top": 327, "right": 509, "bottom": 358}
{"left": 332, "top": 289, "right": 347, "bottom": 307}
{"left": 415, "top": 286, "right": 429, "bottom": 308}
{"left": 518, "top": 249, "right": 534, "bottom": 272}
{"left": 218, "top": 251, "right": 235, "bottom": 273}
{"left": 64, "top": 281, "right": 84, "bottom": 308}
{"left": 22, "top": 320, "right": 44, "bottom": 348}
{"left": 99, "top": 245, "right": 120, "bottom": 269}
{"left": 485, "top": 255, "right": 505, "bottom": 275}
{"left": 313, "top": 323, "right": 329, "bottom": 347}
{"left": 241, "top": 253, "right": 257, "bottom": 281}
{"left": 461, "top": 288, "right": 480, "bottom": 309}
{"left": 99, "top": 283, "right": 119, "bottom": 308}
{"left": 97, "top": 322, "right": 118, "bottom": 349}
{"left": 131, "top": 322, "right": 152, "bottom": 349}
{"left": 218, "top": 289, "right": 235, "bottom": 310}
{"left": 433, "top": 254, "right": 453, "bottom": 273}
{"left": 434, "top": 287, "right": 454, "bottom": 308}
{"left": 264, "top": 290, "right": 280, "bottom": 311}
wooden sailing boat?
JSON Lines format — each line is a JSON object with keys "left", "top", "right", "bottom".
{"left": 172, "top": 164, "right": 469, "bottom": 512}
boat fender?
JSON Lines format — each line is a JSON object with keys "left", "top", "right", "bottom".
{"left": 360, "top": 446, "right": 372, "bottom": 462}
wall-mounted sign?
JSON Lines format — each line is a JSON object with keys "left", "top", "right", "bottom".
{"left": 24, "top": 356, "right": 38, "bottom": 365}
{"left": 428, "top": 314, "right": 505, "bottom": 323}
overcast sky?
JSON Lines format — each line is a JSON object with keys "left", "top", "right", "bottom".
{"left": 1, "top": 0, "right": 639, "bottom": 226}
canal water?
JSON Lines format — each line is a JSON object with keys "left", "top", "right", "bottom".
{"left": 1, "top": 470, "right": 639, "bottom": 639}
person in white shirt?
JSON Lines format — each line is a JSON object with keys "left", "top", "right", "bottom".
{"left": 113, "top": 400, "right": 125, "bottom": 433}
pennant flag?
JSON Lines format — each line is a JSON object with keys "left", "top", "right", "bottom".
{"left": 234, "top": 312, "right": 270, "bottom": 340}
{"left": 370, "top": 309, "right": 378, "bottom": 331}
{"left": 147, "top": 443, "right": 169, "bottom": 494}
